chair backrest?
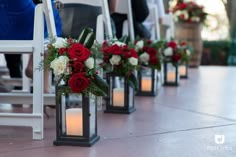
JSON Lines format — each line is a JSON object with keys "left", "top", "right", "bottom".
{"left": 146, "top": 3, "right": 160, "bottom": 40}
{"left": 60, "top": 0, "right": 113, "bottom": 42}
{"left": 42, "top": 0, "right": 57, "bottom": 38}
{"left": 0, "top": 4, "right": 45, "bottom": 140}
{"left": 114, "top": 0, "right": 135, "bottom": 41}
{"left": 162, "top": 13, "right": 175, "bottom": 41}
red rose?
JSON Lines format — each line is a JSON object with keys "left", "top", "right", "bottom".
{"left": 103, "top": 56, "right": 110, "bottom": 63}
{"left": 180, "top": 42, "right": 187, "bottom": 46}
{"left": 101, "top": 41, "right": 109, "bottom": 53}
{"left": 180, "top": 14, "right": 186, "bottom": 20}
{"left": 68, "top": 72, "right": 90, "bottom": 93}
{"left": 68, "top": 43, "right": 90, "bottom": 61}
{"left": 130, "top": 49, "right": 138, "bottom": 58}
{"left": 107, "top": 45, "right": 123, "bottom": 55}
{"left": 58, "top": 48, "right": 68, "bottom": 55}
{"left": 150, "top": 56, "right": 159, "bottom": 65}
{"left": 143, "top": 46, "right": 149, "bottom": 52}
{"left": 67, "top": 38, "right": 74, "bottom": 45}
{"left": 146, "top": 40, "right": 152, "bottom": 45}
{"left": 147, "top": 47, "right": 157, "bottom": 58}
{"left": 72, "top": 61, "right": 85, "bottom": 73}
{"left": 124, "top": 51, "right": 131, "bottom": 58}
{"left": 172, "top": 53, "right": 182, "bottom": 63}
{"left": 178, "top": 3, "right": 187, "bottom": 9}
{"left": 168, "top": 41, "right": 177, "bottom": 49}
{"left": 123, "top": 48, "right": 138, "bottom": 59}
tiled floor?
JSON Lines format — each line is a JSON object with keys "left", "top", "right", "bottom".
{"left": 0, "top": 66, "right": 236, "bottom": 157}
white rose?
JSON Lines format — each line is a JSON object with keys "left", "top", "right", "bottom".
{"left": 112, "top": 41, "right": 126, "bottom": 47}
{"left": 52, "top": 37, "right": 67, "bottom": 49}
{"left": 129, "top": 57, "right": 138, "bottom": 66}
{"left": 110, "top": 55, "right": 121, "bottom": 65}
{"left": 181, "top": 11, "right": 189, "bottom": 20}
{"left": 139, "top": 52, "right": 150, "bottom": 63}
{"left": 174, "top": 10, "right": 182, "bottom": 18}
{"left": 174, "top": 10, "right": 182, "bottom": 22}
{"left": 186, "top": 49, "right": 191, "bottom": 56}
{"left": 50, "top": 56, "right": 69, "bottom": 76}
{"left": 191, "top": 16, "right": 200, "bottom": 22}
{"left": 84, "top": 57, "right": 95, "bottom": 69}
{"left": 135, "top": 40, "right": 144, "bottom": 50}
{"left": 163, "top": 47, "right": 173, "bottom": 56}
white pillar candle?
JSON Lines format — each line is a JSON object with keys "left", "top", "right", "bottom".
{"left": 141, "top": 77, "right": 152, "bottom": 91}
{"left": 113, "top": 88, "right": 124, "bottom": 107}
{"left": 167, "top": 71, "right": 176, "bottom": 82}
{"left": 179, "top": 65, "right": 186, "bottom": 76}
{"left": 66, "top": 108, "right": 83, "bottom": 136}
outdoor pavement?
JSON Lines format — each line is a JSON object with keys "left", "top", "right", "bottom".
{"left": 0, "top": 66, "right": 236, "bottom": 157}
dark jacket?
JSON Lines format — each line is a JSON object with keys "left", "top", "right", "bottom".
{"left": 111, "top": 0, "right": 150, "bottom": 39}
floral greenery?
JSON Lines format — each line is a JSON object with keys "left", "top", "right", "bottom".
{"left": 44, "top": 28, "right": 108, "bottom": 96}
{"left": 162, "top": 40, "right": 193, "bottom": 65}
{"left": 134, "top": 39, "right": 165, "bottom": 70}
{"left": 178, "top": 41, "right": 193, "bottom": 63}
{"left": 170, "top": 1, "right": 208, "bottom": 24}
{"left": 100, "top": 39, "right": 139, "bottom": 89}
{"left": 162, "top": 40, "right": 183, "bottom": 66}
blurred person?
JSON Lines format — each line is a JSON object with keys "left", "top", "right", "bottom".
{"left": 143, "top": 0, "right": 165, "bottom": 39}
{"left": 0, "top": 0, "right": 62, "bottom": 92}
{"left": 109, "top": 0, "right": 151, "bottom": 39}
{"left": 58, "top": 2, "right": 102, "bottom": 38}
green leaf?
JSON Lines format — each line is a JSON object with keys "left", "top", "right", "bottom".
{"left": 127, "top": 73, "right": 138, "bottom": 90}
{"left": 119, "top": 35, "right": 129, "bottom": 44}
{"left": 77, "top": 27, "right": 93, "bottom": 44}
{"left": 84, "top": 32, "right": 95, "bottom": 49}
{"left": 89, "top": 81, "right": 107, "bottom": 96}
{"left": 93, "top": 75, "right": 109, "bottom": 95}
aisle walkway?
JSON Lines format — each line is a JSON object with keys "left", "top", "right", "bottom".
{"left": 0, "top": 66, "right": 236, "bottom": 157}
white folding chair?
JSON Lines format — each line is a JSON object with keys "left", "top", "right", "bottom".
{"left": 115, "top": 0, "right": 135, "bottom": 41}
{"left": 146, "top": 3, "right": 161, "bottom": 40}
{"left": 60, "top": 0, "right": 113, "bottom": 43}
{"left": 0, "top": 4, "right": 45, "bottom": 140}
{"left": 0, "top": 0, "right": 58, "bottom": 140}
{"left": 162, "top": 13, "right": 175, "bottom": 41}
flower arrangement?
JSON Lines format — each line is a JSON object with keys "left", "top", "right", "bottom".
{"left": 178, "top": 41, "right": 192, "bottom": 63}
{"left": 162, "top": 41, "right": 182, "bottom": 65}
{"left": 44, "top": 28, "right": 108, "bottom": 96}
{"left": 134, "top": 39, "right": 164, "bottom": 70}
{"left": 100, "top": 39, "right": 139, "bottom": 88}
{"left": 170, "top": 1, "right": 207, "bottom": 24}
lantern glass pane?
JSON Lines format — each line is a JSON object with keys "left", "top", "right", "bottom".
{"left": 65, "top": 94, "right": 83, "bottom": 136}
{"left": 153, "top": 69, "right": 157, "bottom": 92}
{"left": 128, "top": 86, "right": 134, "bottom": 108}
{"left": 141, "top": 68, "right": 152, "bottom": 92}
{"left": 112, "top": 77, "right": 125, "bottom": 107}
{"left": 166, "top": 63, "right": 176, "bottom": 82}
{"left": 60, "top": 94, "right": 66, "bottom": 135}
{"left": 179, "top": 64, "right": 187, "bottom": 76}
{"left": 89, "top": 94, "right": 96, "bottom": 137}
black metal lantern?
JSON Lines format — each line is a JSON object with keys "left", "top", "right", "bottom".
{"left": 163, "top": 61, "right": 180, "bottom": 86}
{"left": 104, "top": 73, "right": 136, "bottom": 114}
{"left": 136, "top": 67, "right": 158, "bottom": 96}
{"left": 179, "top": 62, "right": 188, "bottom": 78}
{"left": 54, "top": 85, "right": 99, "bottom": 147}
